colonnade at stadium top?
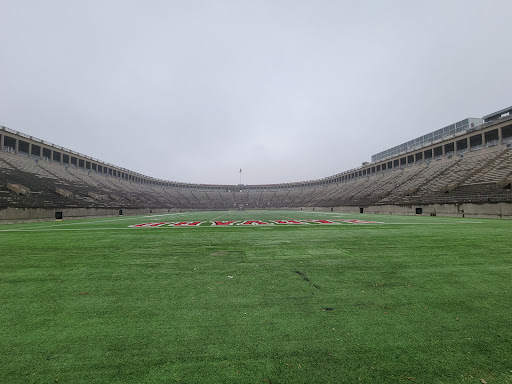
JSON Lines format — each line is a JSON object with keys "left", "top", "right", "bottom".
{"left": 1, "top": 111, "right": 511, "bottom": 192}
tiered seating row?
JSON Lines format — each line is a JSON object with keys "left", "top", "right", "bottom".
{"left": 1, "top": 145, "right": 511, "bottom": 210}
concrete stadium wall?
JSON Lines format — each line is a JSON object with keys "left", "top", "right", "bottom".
{"left": 299, "top": 203, "right": 512, "bottom": 219}
{"left": 362, "top": 203, "right": 512, "bottom": 219}
{"left": 1, "top": 203, "right": 512, "bottom": 223}
{"left": 0, "top": 207, "right": 181, "bottom": 224}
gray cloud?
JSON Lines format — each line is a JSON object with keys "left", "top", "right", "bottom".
{"left": 1, "top": 0, "right": 511, "bottom": 184}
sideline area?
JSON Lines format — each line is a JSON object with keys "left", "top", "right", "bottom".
{"left": 0, "top": 210, "right": 487, "bottom": 231}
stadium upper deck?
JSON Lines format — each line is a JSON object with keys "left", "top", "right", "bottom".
{"left": 371, "top": 117, "right": 483, "bottom": 163}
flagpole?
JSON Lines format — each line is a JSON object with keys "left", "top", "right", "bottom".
{"left": 239, "top": 168, "right": 242, "bottom": 185}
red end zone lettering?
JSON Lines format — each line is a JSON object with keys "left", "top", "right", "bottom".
{"left": 128, "top": 218, "right": 384, "bottom": 228}
{"left": 273, "top": 220, "right": 304, "bottom": 224}
{"left": 338, "top": 219, "right": 382, "bottom": 224}
{"left": 130, "top": 222, "right": 170, "bottom": 227}
{"left": 212, "top": 221, "right": 237, "bottom": 226}
{"left": 306, "top": 219, "right": 334, "bottom": 224}
{"left": 239, "top": 220, "right": 270, "bottom": 225}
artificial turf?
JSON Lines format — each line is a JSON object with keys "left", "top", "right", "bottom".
{"left": 1, "top": 210, "right": 511, "bottom": 383}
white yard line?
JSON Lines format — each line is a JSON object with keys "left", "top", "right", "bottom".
{"left": 380, "top": 221, "right": 483, "bottom": 225}
{"left": 210, "top": 212, "right": 229, "bottom": 221}
{"left": 0, "top": 212, "right": 190, "bottom": 230}
{"left": 0, "top": 227, "right": 146, "bottom": 232}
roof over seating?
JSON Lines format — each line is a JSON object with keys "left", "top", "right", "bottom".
{"left": 483, "top": 106, "right": 512, "bottom": 122}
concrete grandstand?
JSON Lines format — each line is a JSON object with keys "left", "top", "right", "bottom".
{"left": 1, "top": 107, "right": 511, "bottom": 222}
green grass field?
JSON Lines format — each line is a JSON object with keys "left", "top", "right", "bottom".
{"left": 1, "top": 210, "right": 511, "bottom": 384}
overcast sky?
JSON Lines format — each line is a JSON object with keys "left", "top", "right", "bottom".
{"left": 1, "top": 1, "right": 511, "bottom": 185}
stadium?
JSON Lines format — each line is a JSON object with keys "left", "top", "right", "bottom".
{"left": 1, "top": 106, "right": 511, "bottom": 222}
{"left": 1, "top": 107, "right": 512, "bottom": 383}
{"left": 2, "top": 2, "right": 512, "bottom": 383}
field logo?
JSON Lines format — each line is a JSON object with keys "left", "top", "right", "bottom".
{"left": 306, "top": 219, "right": 334, "bottom": 224}
{"left": 212, "top": 221, "right": 237, "bottom": 226}
{"left": 240, "top": 220, "right": 271, "bottom": 225}
{"left": 273, "top": 220, "right": 303, "bottom": 224}
{"left": 129, "top": 218, "right": 383, "bottom": 228}
{"left": 130, "top": 221, "right": 204, "bottom": 227}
